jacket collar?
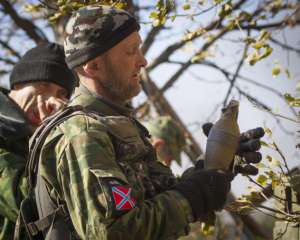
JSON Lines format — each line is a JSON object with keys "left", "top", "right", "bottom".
{"left": 70, "top": 84, "right": 134, "bottom": 117}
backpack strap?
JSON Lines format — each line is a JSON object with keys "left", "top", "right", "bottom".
{"left": 17, "top": 105, "right": 105, "bottom": 240}
{"left": 26, "top": 204, "right": 69, "bottom": 236}
{"left": 27, "top": 105, "right": 91, "bottom": 191}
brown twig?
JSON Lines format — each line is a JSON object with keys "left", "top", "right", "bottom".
{"left": 0, "top": 0, "right": 48, "bottom": 44}
{"left": 273, "top": 141, "right": 291, "bottom": 176}
{"left": 0, "top": 39, "right": 21, "bottom": 59}
{"left": 270, "top": 37, "right": 300, "bottom": 55}
{"left": 222, "top": 37, "right": 250, "bottom": 106}
{"left": 142, "top": 25, "right": 165, "bottom": 55}
{"left": 160, "top": 26, "right": 230, "bottom": 94}
{"left": 147, "top": 0, "right": 248, "bottom": 71}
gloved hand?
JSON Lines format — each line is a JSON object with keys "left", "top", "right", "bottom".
{"left": 172, "top": 169, "right": 233, "bottom": 219}
{"left": 202, "top": 123, "right": 265, "bottom": 175}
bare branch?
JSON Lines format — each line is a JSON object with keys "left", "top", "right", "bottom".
{"left": 223, "top": 39, "right": 250, "bottom": 106}
{"left": 142, "top": 25, "right": 164, "bottom": 55}
{"left": 38, "top": 0, "right": 58, "bottom": 11}
{"left": 125, "top": 0, "right": 136, "bottom": 17}
{"left": 0, "top": 0, "right": 48, "bottom": 44}
{"left": 237, "top": 87, "right": 296, "bottom": 135}
{"left": 166, "top": 2, "right": 218, "bottom": 19}
{"left": 238, "top": 19, "right": 300, "bottom": 30}
{"left": 188, "top": 60, "right": 298, "bottom": 117}
{"left": 0, "top": 56, "right": 16, "bottom": 65}
{"left": 238, "top": 4, "right": 300, "bottom": 31}
{"left": 147, "top": 0, "right": 248, "bottom": 70}
{"left": 0, "top": 39, "right": 21, "bottom": 59}
{"left": 202, "top": 61, "right": 296, "bottom": 134}
{"left": 236, "top": 86, "right": 271, "bottom": 111}
{"left": 0, "top": 69, "right": 9, "bottom": 75}
{"left": 160, "top": 26, "right": 230, "bottom": 93}
{"left": 270, "top": 37, "right": 300, "bottom": 55}
{"left": 160, "top": 61, "right": 191, "bottom": 93}
{"left": 273, "top": 141, "right": 291, "bottom": 175}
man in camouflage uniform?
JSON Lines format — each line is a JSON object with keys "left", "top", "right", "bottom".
{"left": 0, "top": 43, "right": 76, "bottom": 239}
{"left": 145, "top": 116, "right": 186, "bottom": 167}
{"left": 27, "top": 5, "right": 236, "bottom": 239}
{"left": 26, "top": 5, "right": 267, "bottom": 240}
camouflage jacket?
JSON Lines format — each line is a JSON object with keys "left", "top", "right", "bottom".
{"left": 36, "top": 85, "right": 194, "bottom": 239}
{"left": 0, "top": 91, "right": 31, "bottom": 239}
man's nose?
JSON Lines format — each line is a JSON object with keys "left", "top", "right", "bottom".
{"left": 138, "top": 50, "right": 147, "bottom": 68}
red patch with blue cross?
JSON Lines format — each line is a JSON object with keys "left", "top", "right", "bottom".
{"left": 111, "top": 185, "right": 136, "bottom": 211}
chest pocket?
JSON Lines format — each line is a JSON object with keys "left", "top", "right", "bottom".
{"left": 100, "top": 116, "right": 158, "bottom": 198}
{"left": 101, "top": 116, "right": 150, "bottom": 162}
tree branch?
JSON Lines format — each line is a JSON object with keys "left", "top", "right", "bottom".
{"left": 142, "top": 25, "right": 165, "bottom": 55}
{"left": 147, "top": 0, "right": 248, "bottom": 71}
{"left": 186, "top": 60, "right": 298, "bottom": 117}
{"left": 238, "top": 4, "right": 300, "bottom": 31}
{"left": 160, "top": 26, "right": 230, "bottom": 93}
{"left": 0, "top": 56, "right": 16, "bottom": 65}
{"left": 270, "top": 37, "right": 300, "bottom": 55}
{"left": 223, "top": 40, "right": 249, "bottom": 106}
{"left": 0, "top": 39, "right": 21, "bottom": 59}
{"left": 0, "top": 69, "right": 9, "bottom": 75}
{"left": 0, "top": 0, "right": 48, "bottom": 44}
{"left": 197, "top": 59, "right": 296, "bottom": 134}
{"left": 236, "top": 86, "right": 296, "bottom": 135}
{"left": 238, "top": 19, "right": 300, "bottom": 30}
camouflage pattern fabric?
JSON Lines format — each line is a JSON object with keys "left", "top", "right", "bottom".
{"left": 0, "top": 149, "right": 28, "bottom": 240}
{"left": 0, "top": 91, "right": 31, "bottom": 240}
{"left": 64, "top": 4, "right": 139, "bottom": 69}
{"left": 36, "top": 84, "right": 194, "bottom": 239}
{"left": 145, "top": 116, "right": 186, "bottom": 166}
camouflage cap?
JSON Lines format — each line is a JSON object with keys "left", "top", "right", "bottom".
{"left": 64, "top": 5, "right": 140, "bottom": 69}
{"left": 145, "top": 116, "right": 186, "bottom": 166}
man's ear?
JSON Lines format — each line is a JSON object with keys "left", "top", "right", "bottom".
{"left": 152, "top": 138, "right": 165, "bottom": 150}
{"left": 82, "top": 56, "right": 101, "bottom": 78}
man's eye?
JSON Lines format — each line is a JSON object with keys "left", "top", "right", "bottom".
{"left": 127, "top": 47, "right": 138, "bottom": 55}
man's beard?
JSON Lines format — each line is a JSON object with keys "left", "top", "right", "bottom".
{"left": 100, "top": 59, "right": 141, "bottom": 103}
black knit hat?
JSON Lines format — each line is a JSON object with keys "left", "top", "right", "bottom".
{"left": 10, "top": 43, "right": 76, "bottom": 96}
{"left": 64, "top": 5, "right": 140, "bottom": 69}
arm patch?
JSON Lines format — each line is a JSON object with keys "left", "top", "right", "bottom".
{"left": 105, "top": 179, "right": 137, "bottom": 217}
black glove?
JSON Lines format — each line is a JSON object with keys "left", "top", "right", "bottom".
{"left": 172, "top": 169, "right": 233, "bottom": 219}
{"left": 202, "top": 123, "right": 265, "bottom": 175}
